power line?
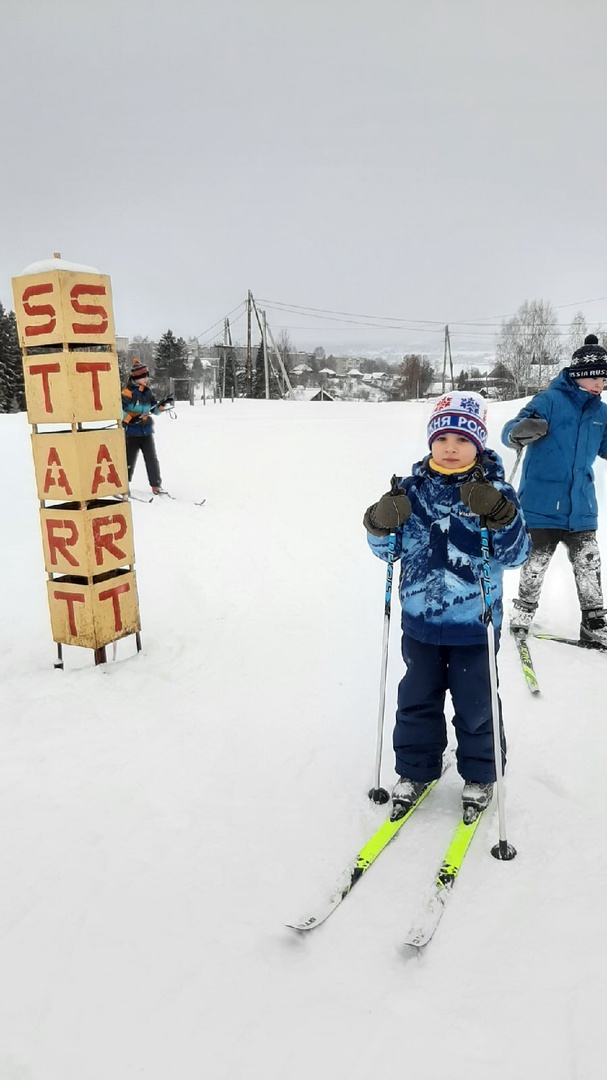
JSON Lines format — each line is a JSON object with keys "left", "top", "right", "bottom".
{"left": 192, "top": 301, "right": 247, "bottom": 345}
{"left": 257, "top": 294, "right": 607, "bottom": 333}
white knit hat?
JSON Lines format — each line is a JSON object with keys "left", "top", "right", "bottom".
{"left": 427, "top": 391, "right": 488, "bottom": 454}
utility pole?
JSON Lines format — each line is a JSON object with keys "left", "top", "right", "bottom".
{"left": 265, "top": 322, "right": 294, "bottom": 396}
{"left": 249, "top": 294, "right": 291, "bottom": 398}
{"left": 222, "top": 317, "right": 228, "bottom": 401}
{"left": 246, "top": 291, "right": 253, "bottom": 397}
{"left": 262, "top": 310, "right": 270, "bottom": 400}
{"left": 442, "top": 324, "right": 455, "bottom": 392}
{"left": 225, "top": 317, "right": 236, "bottom": 399}
{"left": 446, "top": 325, "right": 454, "bottom": 390}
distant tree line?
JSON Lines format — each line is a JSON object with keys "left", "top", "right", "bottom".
{"left": 0, "top": 303, "right": 25, "bottom": 412}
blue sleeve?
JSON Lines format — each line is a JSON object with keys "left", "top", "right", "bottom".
{"left": 367, "top": 528, "right": 404, "bottom": 562}
{"left": 501, "top": 392, "right": 553, "bottom": 449}
{"left": 599, "top": 416, "right": 607, "bottom": 461}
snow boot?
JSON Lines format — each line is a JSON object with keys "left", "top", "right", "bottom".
{"left": 462, "top": 781, "right": 494, "bottom": 824}
{"left": 391, "top": 777, "right": 431, "bottom": 822}
{"left": 580, "top": 608, "right": 607, "bottom": 649}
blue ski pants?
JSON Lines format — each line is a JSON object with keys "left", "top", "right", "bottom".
{"left": 394, "top": 632, "right": 505, "bottom": 784}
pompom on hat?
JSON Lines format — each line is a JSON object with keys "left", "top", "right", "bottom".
{"left": 427, "top": 390, "right": 489, "bottom": 455}
{"left": 130, "top": 359, "right": 149, "bottom": 380}
{"left": 568, "top": 334, "right": 607, "bottom": 380}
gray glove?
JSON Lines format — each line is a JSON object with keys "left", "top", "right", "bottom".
{"left": 460, "top": 481, "right": 516, "bottom": 530}
{"left": 363, "top": 490, "right": 412, "bottom": 537}
{"left": 508, "top": 417, "right": 548, "bottom": 449}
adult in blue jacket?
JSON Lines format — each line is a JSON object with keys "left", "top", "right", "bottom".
{"left": 364, "top": 391, "right": 530, "bottom": 823}
{"left": 502, "top": 334, "right": 607, "bottom": 645}
{"left": 122, "top": 359, "right": 173, "bottom": 494}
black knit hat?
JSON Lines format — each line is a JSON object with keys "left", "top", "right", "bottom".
{"left": 569, "top": 334, "right": 607, "bottom": 380}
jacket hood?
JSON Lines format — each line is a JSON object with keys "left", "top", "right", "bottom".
{"left": 553, "top": 367, "right": 600, "bottom": 400}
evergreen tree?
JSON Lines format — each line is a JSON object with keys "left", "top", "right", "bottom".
{"left": 221, "top": 346, "right": 239, "bottom": 398}
{"left": 154, "top": 330, "right": 191, "bottom": 399}
{"left": 0, "top": 304, "right": 26, "bottom": 412}
{"left": 191, "top": 354, "right": 204, "bottom": 382}
{"left": 253, "top": 341, "right": 282, "bottom": 398}
{"left": 253, "top": 342, "right": 266, "bottom": 398}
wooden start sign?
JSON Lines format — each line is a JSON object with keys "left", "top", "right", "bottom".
{"left": 12, "top": 258, "right": 141, "bottom": 665}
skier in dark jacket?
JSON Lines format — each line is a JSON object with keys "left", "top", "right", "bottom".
{"left": 364, "top": 391, "right": 530, "bottom": 823}
{"left": 122, "top": 359, "right": 174, "bottom": 494}
{"left": 501, "top": 334, "right": 607, "bottom": 646}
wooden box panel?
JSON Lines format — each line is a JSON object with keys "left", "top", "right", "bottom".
{"left": 23, "top": 351, "right": 122, "bottom": 424}
{"left": 12, "top": 271, "right": 115, "bottom": 347}
{"left": 32, "top": 429, "right": 128, "bottom": 502}
{"left": 47, "top": 570, "right": 140, "bottom": 648}
{"left": 40, "top": 502, "right": 135, "bottom": 576}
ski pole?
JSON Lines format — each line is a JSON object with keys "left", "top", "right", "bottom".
{"left": 368, "top": 475, "right": 400, "bottom": 805}
{"left": 479, "top": 517, "right": 517, "bottom": 861}
{"left": 507, "top": 447, "right": 523, "bottom": 486}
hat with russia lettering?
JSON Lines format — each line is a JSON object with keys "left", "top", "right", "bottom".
{"left": 568, "top": 334, "right": 607, "bottom": 380}
{"left": 427, "top": 391, "right": 489, "bottom": 454}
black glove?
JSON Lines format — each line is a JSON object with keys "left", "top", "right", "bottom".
{"left": 460, "top": 481, "right": 516, "bottom": 530}
{"left": 508, "top": 417, "right": 548, "bottom": 449}
{"left": 363, "top": 490, "right": 412, "bottom": 537}
{"left": 160, "top": 395, "right": 175, "bottom": 408}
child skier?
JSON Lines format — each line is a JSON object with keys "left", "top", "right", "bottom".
{"left": 363, "top": 391, "right": 530, "bottom": 823}
{"left": 502, "top": 333, "right": 607, "bottom": 646}
{"left": 122, "top": 359, "right": 174, "bottom": 495}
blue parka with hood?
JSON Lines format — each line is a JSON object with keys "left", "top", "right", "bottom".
{"left": 501, "top": 369, "right": 607, "bottom": 532}
{"left": 367, "top": 449, "right": 530, "bottom": 646}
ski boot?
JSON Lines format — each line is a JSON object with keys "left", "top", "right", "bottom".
{"left": 509, "top": 600, "right": 536, "bottom": 638}
{"left": 580, "top": 609, "right": 607, "bottom": 650}
{"left": 391, "top": 777, "right": 431, "bottom": 822}
{"left": 462, "top": 781, "right": 494, "bottom": 824}
{"left": 151, "top": 485, "right": 169, "bottom": 496}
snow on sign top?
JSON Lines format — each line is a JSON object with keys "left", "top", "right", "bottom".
{"left": 18, "top": 257, "right": 102, "bottom": 276}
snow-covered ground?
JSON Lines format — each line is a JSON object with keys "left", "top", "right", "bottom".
{"left": 1, "top": 398, "right": 606, "bottom": 1080}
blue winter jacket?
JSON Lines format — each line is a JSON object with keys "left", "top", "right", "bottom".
{"left": 501, "top": 369, "right": 607, "bottom": 531}
{"left": 367, "top": 450, "right": 530, "bottom": 646}
{"left": 122, "top": 382, "right": 161, "bottom": 437}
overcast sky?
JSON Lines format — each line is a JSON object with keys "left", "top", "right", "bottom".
{"left": 3, "top": 0, "right": 607, "bottom": 358}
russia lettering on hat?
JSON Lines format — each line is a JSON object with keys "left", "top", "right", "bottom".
{"left": 427, "top": 391, "right": 489, "bottom": 454}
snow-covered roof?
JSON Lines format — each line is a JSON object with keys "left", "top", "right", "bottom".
{"left": 288, "top": 386, "right": 336, "bottom": 401}
{"left": 346, "top": 368, "right": 363, "bottom": 376}
{"left": 319, "top": 367, "right": 336, "bottom": 375}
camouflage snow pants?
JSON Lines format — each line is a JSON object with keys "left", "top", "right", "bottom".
{"left": 516, "top": 528, "right": 603, "bottom": 614}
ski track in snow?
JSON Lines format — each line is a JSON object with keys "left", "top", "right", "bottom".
{"left": 1, "top": 400, "right": 607, "bottom": 1080}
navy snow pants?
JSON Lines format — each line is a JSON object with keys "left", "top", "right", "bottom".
{"left": 394, "top": 632, "right": 505, "bottom": 784}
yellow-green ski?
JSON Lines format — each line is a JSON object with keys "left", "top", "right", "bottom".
{"left": 512, "top": 630, "right": 540, "bottom": 694}
{"left": 287, "top": 779, "right": 439, "bottom": 932}
{"left": 404, "top": 812, "right": 485, "bottom": 949}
